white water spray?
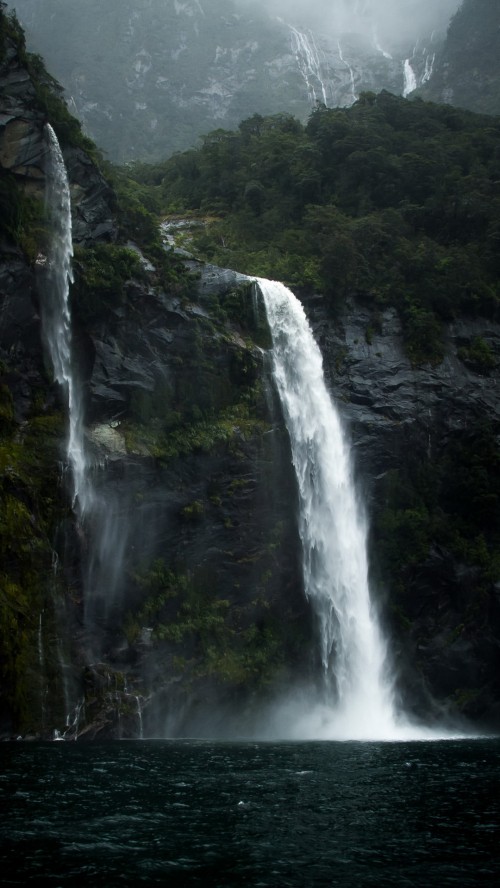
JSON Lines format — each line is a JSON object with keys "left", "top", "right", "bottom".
{"left": 257, "top": 279, "right": 463, "bottom": 741}
{"left": 135, "top": 695, "right": 144, "bottom": 739}
{"left": 44, "top": 127, "right": 136, "bottom": 649}
{"left": 372, "top": 26, "right": 392, "bottom": 60}
{"left": 422, "top": 52, "right": 436, "bottom": 85}
{"left": 43, "top": 125, "right": 90, "bottom": 515}
{"left": 403, "top": 58, "right": 417, "bottom": 97}
{"left": 289, "top": 26, "right": 329, "bottom": 106}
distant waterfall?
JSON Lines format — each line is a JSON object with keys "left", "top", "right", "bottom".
{"left": 257, "top": 279, "right": 399, "bottom": 739}
{"left": 403, "top": 59, "right": 417, "bottom": 97}
{"left": 289, "top": 26, "right": 329, "bottom": 106}
{"left": 42, "top": 124, "right": 89, "bottom": 514}
{"left": 422, "top": 52, "right": 436, "bottom": 85}
{"left": 337, "top": 40, "right": 357, "bottom": 105}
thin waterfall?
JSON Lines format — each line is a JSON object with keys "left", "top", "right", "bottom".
{"left": 422, "top": 52, "right": 436, "bottom": 85}
{"left": 135, "top": 695, "right": 144, "bottom": 740}
{"left": 403, "top": 59, "right": 417, "bottom": 97}
{"left": 42, "top": 124, "right": 90, "bottom": 515}
{"left": 337, "top": 40, "right": 357, "bottom": 105}
{"left": 43, "top": 125, "right": 120, "bottom": 656}
{"left": 289, "top": 26, "right": 329, "bottom": 106}
{"left": 257, "top": 279, "right": 401, "bottom": 739}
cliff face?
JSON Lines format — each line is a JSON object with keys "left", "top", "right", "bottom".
{"left": 67, "top": 258, "right": 310, "bottom": 740}
{"left": 419, "top": 0, "right": 500, "bottom": 116}
{"left": 0, "top": 12, "right": 310, "bottom": 738}
{"left": 308, "top": 294, "right": 500, "bottom": 725}
{"left": 1, "top": 7, "right": 500, "bottom": 739}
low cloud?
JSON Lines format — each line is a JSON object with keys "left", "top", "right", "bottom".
{"left": 236, "top": 0, "right": 461, "bottom": 45}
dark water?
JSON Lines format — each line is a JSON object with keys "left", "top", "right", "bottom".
{"left": 1, "top": 739, "right": 499, "bottom": 886}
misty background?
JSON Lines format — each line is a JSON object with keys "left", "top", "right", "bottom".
{"left": 8, "top": 0, "right": 469, "bottom": 161}
{"left": 236, "top": 0, "right": 462, "bottom": 45}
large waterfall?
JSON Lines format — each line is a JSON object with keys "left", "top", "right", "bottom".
{"left": 257, "top": 279, "right": 443, "bottom": 740}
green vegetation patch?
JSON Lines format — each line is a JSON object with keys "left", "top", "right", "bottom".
{"left": 124, "top": 561, "right": 286, "bottom": 690}
{"left": 0, "top": 395, "right": 69, "bottom": 733}
{"left": 122, "top": 401, "right": 268, "bottom": 464}
{"left": 128, "top": 96, "right": 500, "bottom": 364}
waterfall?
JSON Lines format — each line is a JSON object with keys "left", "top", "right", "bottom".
{"left": 403, "top": 59, "right": 417, "bottom": 97}
{"left": 422, "top": 52, "right": 436, "bottom": 85}
{"left": 44, "top": 125, "right": 120, "bottom": 656}
{"left": 257, "top": 279, "right": 396, "bottom": 737}
{"left": 42, "top": 125, "right": 90, "bottom": 515}
{"left": 135, "top": 695, "right": 144, "bottom": 740}
{"left": 337, "top": 40, "right": 357, "bottom": 105}
{"left": 256, "top": 278, "right": 444, "bottom": 741}
{"left": 289, "top": 26, "right": 329, "bottom": 106}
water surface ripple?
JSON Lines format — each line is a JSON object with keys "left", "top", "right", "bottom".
{"left": 1, "top": 740, "right": 499, "bottom": 886}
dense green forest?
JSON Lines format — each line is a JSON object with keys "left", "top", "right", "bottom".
{"left": 129, "top": 93, "right": 500, "bottom": 364}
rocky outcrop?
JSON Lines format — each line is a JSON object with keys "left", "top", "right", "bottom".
{"left": 0, "top": 23, "right": 116, "bottom": 244}
{"left": 0, "top": 13, "right": 117, "bottom": 737}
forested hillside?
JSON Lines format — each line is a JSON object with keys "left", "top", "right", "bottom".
{"left": 136, "top": 94, "right": 500, "bottom": 364}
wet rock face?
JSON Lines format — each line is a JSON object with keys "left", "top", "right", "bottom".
{"left": 306, "top": 294, "right": 500, "bottom": 728}
{"left": 64, "top": 147, "right": 116, "bottom": 246}
{"left": 70, "top": 262, "right": 310, "bottom": 739}
{"left": 0, "top": 31, "right": 116, "bottom": 246}
{"left": 313, "top": 300, "right": 500, "bottom": 488}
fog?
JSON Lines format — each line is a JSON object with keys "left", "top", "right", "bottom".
{"left": 236, "top": 0, "right": 462, "bottom": 45}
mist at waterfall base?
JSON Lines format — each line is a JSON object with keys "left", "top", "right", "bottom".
{"left": 2, "top": 740, "right": 499, "bottom": 887}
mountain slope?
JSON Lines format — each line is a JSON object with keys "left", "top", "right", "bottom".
{"left": 419, "top": 0, "right": 500, "bottom": 115}
{"left": 10, "top": 0, "right": 455, "bottom": 161}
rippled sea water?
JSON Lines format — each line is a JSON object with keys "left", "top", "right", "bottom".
{"left": 1, "top": 739, "right": 499, "bottom": 886}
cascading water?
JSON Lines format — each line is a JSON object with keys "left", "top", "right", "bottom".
{"left": 256, "top": 279, "right": 454, "bottom": 741}
{"left": 403, "top": 58, "right": 417, "bottom": 97}
{"left": 289, "top": 26, "right": 329, "bottom": 106}
{"left": 42, "top": 124, "right": 90, "bottom": 515}
{"left": 422, "top": 52, "right": 436, "bottom": 85}
{"left": 337, "top": 40, "right": 357, "bottom": 105}
{"left": 44, "top": 125, "right": 131, "bottom": 653}
{"left": 40, "top": 124, "right": 92, "bottom": 733}
{"left": 257, "top": 279, "right": 394, "bottom": 737}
